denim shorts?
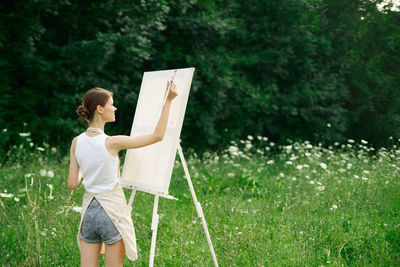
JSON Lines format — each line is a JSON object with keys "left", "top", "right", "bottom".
{"left": 79, "top": 198, "right": 122, "bottom": 245}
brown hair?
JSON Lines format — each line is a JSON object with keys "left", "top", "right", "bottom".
{"left": 76, "top": 87, "right": 114, "bottom": 122}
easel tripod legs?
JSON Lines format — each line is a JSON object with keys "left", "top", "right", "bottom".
{"left": 133, "top": 145, "right": 218, "bottom": 267}
{"left": 149, "top": 195, "right": 159, "bottom": 267}
{"left": 177, "top": 144, "right": 219, "bottom": 267}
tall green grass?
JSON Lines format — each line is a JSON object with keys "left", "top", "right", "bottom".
{"left": 0, "top": 134, "right": 399, "bottom": 266}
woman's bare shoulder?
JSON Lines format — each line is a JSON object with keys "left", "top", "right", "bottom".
{"left": 70, "top": 136, "right": 79, "bottom": 151}
{"left": 105, "top": 135, "right": 128, "bottom": 154}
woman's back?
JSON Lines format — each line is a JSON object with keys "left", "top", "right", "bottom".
{"left": 75, "top": 132, "right": 120, "bottom": 194}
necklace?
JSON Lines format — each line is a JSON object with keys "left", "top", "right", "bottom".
{"left": 86, "top": 127, "right": 104, "bottom": 134}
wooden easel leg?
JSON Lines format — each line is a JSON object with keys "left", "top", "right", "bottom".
{"left": 177, "top": 144, "right": 219, "bottom": 267}
{"left": 149, "top": 195, "right": 159, "bottom": 267}
{"left": 128, "top": 190, "right": 136, "bottom": 207}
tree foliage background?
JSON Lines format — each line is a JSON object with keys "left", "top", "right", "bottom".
{"left": 0, "top": 0, "right": 399, "bottom": 155}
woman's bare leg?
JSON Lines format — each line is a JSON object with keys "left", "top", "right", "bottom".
{"left": 105, "top": 239, "right": 125, "bottom": 267}
{"left": 80, "top": 239, "right": 102, "bottom": 267}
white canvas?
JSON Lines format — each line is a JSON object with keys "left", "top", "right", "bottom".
{"left": 120, "top": 68, "right": 195, "bottom": 197}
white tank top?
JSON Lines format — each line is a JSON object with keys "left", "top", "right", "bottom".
{"left": 75, "top": 132, "right": 119, "bottom": 193}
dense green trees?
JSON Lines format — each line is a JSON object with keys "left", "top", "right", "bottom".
{"left": 0, "top": 0, "right": 399, "bottom": 155}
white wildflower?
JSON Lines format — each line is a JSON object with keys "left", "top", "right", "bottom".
{"left": 316, "top": 185, "right": 325, "bottom": 191}
{"left": 72, "top": 206, "right": 82, "bottom": 213}
{"left": 240, "top": 154, "right": 251, "bottom": 160}
{"left": 361, "top": 139, "right": 368, "bottom": 144}
{"left": 348, "top": 139, "right": 355, "bottom": 143}
{"left": 40, "top": 169, "right": 47, "bottom": 176}
{"left": 347, "top": 163, "right": 352, "bottom": 169}
{"left": 267, "top": 160, "right": 274, "bottom": 165}
{"left": 247, "top": 135, "right": 253, "bottom": 140}
{"left": 270, "top": 142, "right": 275, "bottom": 147}
{"left": 228, "top": 146, "right": 239, "bottom": 153}
{"left": 263, "top": 137, "right": 268, "bottom": 141}
{"left": 228, "top": 146, "right": 239, "bottom": 156}
{"left": 309, "top": 181, "right": 315, "bottom": 185}
{"left": 46, "top": 184, "right": 54, "bottom": 200}
{"left": 320, "top": 162, "right": 327, "bottom": 170}
{"left": 286, "top": 161, "right": 293, "bottom": 165}
{"left": 363, "top": 170, "right": 370, "bottom": 175}
{"left": 0, "top": 193, "right": 14, "bottom": 198}
{"left": 331, "top": 204, "right": 338, "bottom": 210}
{"left": 24, "top": 173, "right": 32, "bottom": 178}
{"left": 291, "top": 177, "right": 297, "bottom": 181}
{"left": 354, "top": 175, "right": 359, "bottom": 179}
{"left": 279, "top": 173, "right": 285, "bottom": 177}
{"left": 362, "top": 177, "right": 368, "bottom": 181}
{"left": 19, "top": 132, "right": 31, "bottom": 137}
{"left": 47, "top": 171, "right": 54, "bottom": 178}
{"left": 296, "top": 165, "right": 303, "bottom": 170}
{"left": 334, "top": 142, "right": 339, "bottom": 146}
{"left": 14, "top": 197, "right": 20, "bottom": 202}
{"left": 36, "top": 147, "right": 45, "bottom": 151}
{"left": 327, "top": 123, "right": 331, "bottom": 128}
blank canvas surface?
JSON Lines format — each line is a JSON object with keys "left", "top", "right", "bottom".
{"left": 120, "top": 68, "right": 195, "bottom": 197}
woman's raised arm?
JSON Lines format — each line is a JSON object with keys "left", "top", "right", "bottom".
{"left": 109, "top": 81, "right": 178, "bottom": 152}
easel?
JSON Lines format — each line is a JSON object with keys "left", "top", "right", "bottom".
{"left": 122, "top": 68, "right": 218, "bottom": 267}
{"left": 126, "top": 143, "right": 218, "bottom": 267}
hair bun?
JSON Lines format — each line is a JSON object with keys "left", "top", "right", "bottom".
{"left": 76, "top": 105, "right": 89, "bottom": 120}
{"left": 77, "top": 87, "right": 113, "bottom": 123}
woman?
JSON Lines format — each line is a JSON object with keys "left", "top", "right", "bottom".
{"left": 68, "top": 81, "right": 178, "bottom": 267}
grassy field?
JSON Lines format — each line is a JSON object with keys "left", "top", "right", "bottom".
{"left": 0, "top": 135, "right": 399, "bottom": 266}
